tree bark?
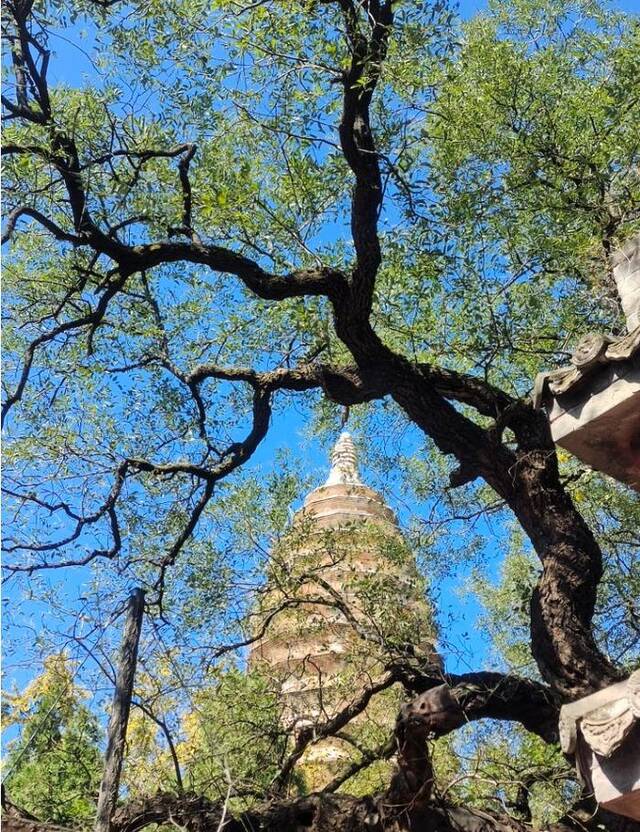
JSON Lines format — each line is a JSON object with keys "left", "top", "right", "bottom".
{"left": 95, "top": 588, "right": 145, "bottom": 832}
{"left": 395, "top": 670, "right": 562, "bottom": 743}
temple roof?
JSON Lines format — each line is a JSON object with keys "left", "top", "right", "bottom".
{"left": 532, "top": 326, "right": 640, "bottom": 409}
{"left": 533, "top": 234, "right": 640, "bottom": 409}
{"left": 531, "top": 235, "right": 640, "bottom": 491}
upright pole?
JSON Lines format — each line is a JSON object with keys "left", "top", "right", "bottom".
{"left": 95, "top": 588, "right": 145, "bottom": 832}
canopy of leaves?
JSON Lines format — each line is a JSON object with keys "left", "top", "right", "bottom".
{"left": 2, "top": 0, "right": 639, "bottom": 828}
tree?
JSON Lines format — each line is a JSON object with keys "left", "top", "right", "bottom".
{"left": 3, "top": 655, "right": 102, "bottom": 827}
{"left": 2, "top": 0, "right": 639, "bottom": 829}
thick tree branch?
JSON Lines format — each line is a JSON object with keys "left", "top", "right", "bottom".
{"left": 183, "top": 359, "right": 518, "bottom": 417}
{"left": 395, "top": 668, "right": 562, "bottom": 744}
{"left": 336, "top": 0, "right": 393, "bottom": 315}
{"left": 326, "top": 308, "right": 618, "bottom": 697}
{"left": 383, "top": 699, "right": 434, "bottom": 826}
{"left": 5, "top": 785, "right": 640, "bottom": 832}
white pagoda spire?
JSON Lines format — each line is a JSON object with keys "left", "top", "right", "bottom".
{"left": 324, "top": 432, "right": 363, "bottom": 486}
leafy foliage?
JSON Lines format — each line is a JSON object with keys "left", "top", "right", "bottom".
{"left": 2, "top": 0, "right": 639, "bottom": 827}
{"left": 3, "top": 656, "right": 102, "bottom": 826}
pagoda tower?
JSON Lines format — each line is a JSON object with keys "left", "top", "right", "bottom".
{"left": 249, "top": 433, "right": 437, "bottom": 787}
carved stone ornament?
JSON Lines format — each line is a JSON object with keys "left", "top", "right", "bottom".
{"left": 532, "top": 325, "right": 640, "bottom": 409}
{"left": 570, "top": 332, "right": 614, "bottom": 369}
{"left": 559, "top": 671, "right": 640, "bottom": 757}
{"left": 581, "top": 696, "right": 637, "bottom": 757}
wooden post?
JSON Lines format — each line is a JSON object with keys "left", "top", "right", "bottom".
{"left": 95, "top": 588, "right": 145, "bottom": 832}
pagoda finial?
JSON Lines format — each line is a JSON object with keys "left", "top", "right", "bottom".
{"left": 324, "top": 432, "right": 363, "bottom": 486}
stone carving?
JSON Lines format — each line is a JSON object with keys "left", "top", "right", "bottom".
{"left": 581, "top": 696, "right": 637, "bottom": 757}
{"left": 559, "top": 671, "right": 640, "bottom": 758}
{"left": 559, "top": 673, "right": 640, "bottom": 820}
{"left": 570, "top": 332, "right": 614, "bottom": 369}
{"left": 324, "top": 431, "right": 363, "bottom": 486}
{"left": 532, "top": 325, "right": 640, "bottom": 409}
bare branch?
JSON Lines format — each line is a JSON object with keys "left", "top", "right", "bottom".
{"left": 2, "top": 272, "right": 127, "bottom": 427}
